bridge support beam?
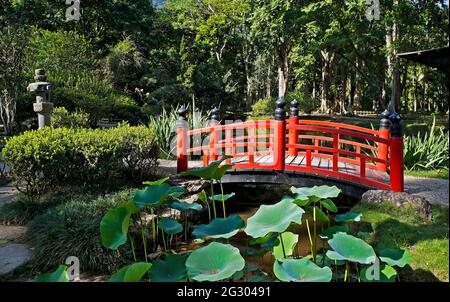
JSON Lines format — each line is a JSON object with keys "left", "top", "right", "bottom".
{"left": 274, "top": 99, "right": 286, "bottom": 171}
{"left": 389, "top": 112, "right": 404, "bottom": 192}
{"left": 378, "top": 110, "right": 391, "bottom": 172}
{"left": 177, "top": 107, "right": 189, "bottom": 173}
{"left": 288, "top": 100, "right": 299, "bottom": 156}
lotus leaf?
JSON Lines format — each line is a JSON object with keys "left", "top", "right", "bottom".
{"left": 186, "top": 242, "right": 245, "bottom": 281}
{"left": 360, "top": 263, "right": 397, "bottom": 282}
{"left": 244, "top": 199, "right": 305, "bottom": 238}
{"left": 149, "top": 254, "right": 188, "bottom": 282}
{"left": 34, "top": 265, "right": 69, "bottom": 282}
{"left": 100, "top": 205, "right": 131, "bottom": 250}
{"left": 134, "top": 183, "right": 184, "bottom": 208}
{"left": 334, "top": 212, "right": 362, "bottom": 222}
{"left": 319, "top": 225, "right": 349, "bottom": 240}
{"left": 273, "top": 232, "right": 298, "bottom": 260}
{"left": 180, "top": 156, "right": 233, "bottom": 180}
{"left": 290, "top": 186, "right": 341, "bottom": 201}
{"left": 107, "top": 262, "right": 152, "bottom": 282}
{"left": 379, "top": 248, "right": 412, "bottom": 268}
{"left": 168, "top": 200, "right": 203, "bottom": 212}
{"left": 158, "top": 218, "right": 183, "bottom": 235}
{"left": 192, "top": 215, "right": 245, "bottom": 239}
{"left": 326, "top": 233, "right": 376, "bottom": 264}
{"left": 273, "top": 258, "right": 332, "bottom": 282}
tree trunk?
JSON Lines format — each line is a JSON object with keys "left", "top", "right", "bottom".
{"left": 320, "top": 50, "right": 334, "bottom": 113}
{"left": 277, "top": 44, "right": 290, "bottom": 99}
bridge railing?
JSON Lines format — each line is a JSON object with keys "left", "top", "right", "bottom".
{"left": 176, "top": 100, "right": 404, "bottom": 192}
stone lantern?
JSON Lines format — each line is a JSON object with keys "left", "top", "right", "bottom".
{"left": 27, "top": 69, "right": 53, "bottom": 129}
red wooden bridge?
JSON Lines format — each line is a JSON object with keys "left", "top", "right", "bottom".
{"left": 176, "top": 100, "right": 404, "bottom": 196}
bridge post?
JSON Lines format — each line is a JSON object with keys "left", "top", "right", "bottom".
{"left": 177, "top": 106, "right": 189, "bottom": 173}
{"left": 378, "top": 110, "right": 391, "bottom": 172}
{"left": 288, "top": 100, "right": 299, "bottom": 156}
{"left": 209, "top": 106, "right": 221, "bottom": 161}
{"left": 389, "top": 112, "right": 404, "bottom": 192}
{"left": 274, "top": 98, "right": 286, "bottom": 171}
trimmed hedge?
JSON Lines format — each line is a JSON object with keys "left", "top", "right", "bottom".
{"left": 2, "top": 124, "right": 159, "bottom": 200}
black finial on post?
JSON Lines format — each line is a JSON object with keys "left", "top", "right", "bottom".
{"left": 290, "top": 99, "right": 299, "bottom": 118}
{"left": 380, "top": 109, "right": 391, "bottom": 130}
{"left": 389, "top": 112, "right": 402, "bottom": 137}
{"left": 178, "top": 106, "right": 188, "bottom": 128}
{"left": 275, "top": 98, "right": 286, "bottom": 121}
{"left": 211, "top": 106, "right": 221, "bottom": 123}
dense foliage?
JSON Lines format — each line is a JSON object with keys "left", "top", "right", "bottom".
{"left": 1, "top": 0, "right": 448, "bottom": 135}
{"left": 2, "top": 124, "right": 159, "bottom": 200}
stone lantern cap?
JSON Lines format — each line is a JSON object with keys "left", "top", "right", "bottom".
{"left": 27, "top": 69, "right": 52, "bottom": 94}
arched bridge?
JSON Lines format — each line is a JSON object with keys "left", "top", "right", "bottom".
{"left": 176, "top": 100, "right": 404, "bottom": 196}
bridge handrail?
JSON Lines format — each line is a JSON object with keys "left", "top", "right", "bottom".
{"left": 176, "top": 103, "right": 404, "bottom": 192}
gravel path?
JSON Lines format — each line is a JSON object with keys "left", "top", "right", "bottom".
{"left": 404, "top": 176, "right": 449, "bottom": 207}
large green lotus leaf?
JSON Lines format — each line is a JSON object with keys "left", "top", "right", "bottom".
{"left": 180, "top": 156, "right": 232, "bottom": 180}
{"left": 319, "top": 225, "right": 349, "bottom": 240}
{"left": 319, "top": 199, "right": 338, "bottom": 212}
{"left": 315, "top": 254, "right": 346, "bottom": 267}
{"left": 143, "top": 177, "right": 169, "bottom": 186}
{"left": 210, "top": 192, "right": 236, "bottom": 202}
{"left": 158, "top": 218, "right": 183, "bottom": 235}
{"left": 273, "top": 258, "right": 332, "bottom": 282}
{"left": 133, "top": 183, "right": 184, "bottom": 208}
{"left": 334, "top": 212, "right": 362, "bottom": 222}
{"left": 186, "top": 242, "right": 245, "bottom": 282}
{"left": 100, "top": 206, "right": 131, "bottom": 250}
{"left": 192, "top": 215, "right": 245, "bottom": 239}
{"left": 107, "top": 262, "right": 152, "bottom": 282}
{"left": 149, "top": 254, "right": 188, "bottom": 282}
{"left": 168, "top": 200, "right": 203, "bottom": 212}
{"left": 326, "top": 233, "right": 376, "bottom": 264}
{"left": 273, "top": 232, "right": 298, "bottom": 260}
{"left": 34, "top": 265, "right": 69, "bottom": 282}
{"left": 360, "top": 263, "right": 397, "bottom": 282}
{"left": 282, "top": 194, "right": 311, "bottom": 207}
{"left": 379, "top": 248, "right": 412, "bottom": 268}
{"left": 290, "top": 186, "right": 341, "bottom": 201}
{"left": 244, "top": 199, "right": 305, "bottom": 238}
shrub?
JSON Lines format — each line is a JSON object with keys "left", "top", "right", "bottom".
{"left": 404, "top": 121, "right": 449, "bottom": 171}
{"left": 2, "top": 124, "right": 159, "bottom": 200}
{"left": 286, "top": 92, "right": 317, "bottom": 114}
{"left": 28, "top": 191, "right": 133, "bottom": 274}
{"left": 251, "top": 98, "right": 275, "bottom": 117}
{"left": 51, "top": 107, "right": 90, "bottom": 129}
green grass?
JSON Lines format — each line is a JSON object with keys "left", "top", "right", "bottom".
{"left": 351, "top": 202, "right": 449, "bottom": 282}
{"left": 405, "top": 169, "right": 449, "bottom": 179}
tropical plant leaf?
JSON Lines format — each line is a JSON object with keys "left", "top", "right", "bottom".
{"left": 319, "top": 225, "right": 349, "bottom": 240}
{"left": 158, "top": 218, "right": 183, "bottom": 235}
{"left": 34, "top": 265, "right": 70, "bottom": 282}
{"left": 192, "top": 215, "right": 245, "bottom": 239}
{"left": 143, "top": 177, "right": 170, "bottom": 186}
{"left": 244, "top": 199, "right": 305, "bottom": 239}
{"left": 326, "top": 233, "right": 376, "bottom": 264}
{"left": 379, "top": 248, "right": 412, "bottom": 268}
{"left": 186, "top": 242, "right": 245, "bottom": 282}
{"left": 180, "top": 156, "right": 233, "bottom": 180}
{"left": 360, "top": 263, "right": 397, "bottom": 282}
{"left": 319, "top": 199, "right": 338, "bottom": 212}
{"left": 334, "top": 212, "right": 362, "bottom": 222}
{"left": 133, "top": 183, "right": 185, "bottom": 208}
{"left": 273, "top": 258, "right": 332, "bottom": 282}
{"left": 100, "top": 205, "right": 131, "bottom": 250}
{"left": 290, "top": 185, "right": 341, "bottom": 201}
{"left": 149, "top": 254, "right": 188, "bottom": 282}
{"left": 107, "top": 262, "right": 152, "bottom": 282}
{"left": 168, "top": 200, "right": 203, "bottom": 212}
{"left": 210, "top": 192, "right": 236, "bottom": 202}
{"left": 273, "top": 232, "right": 298, "bottom": 260}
